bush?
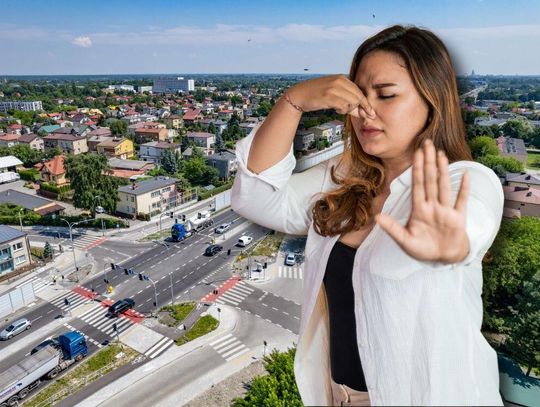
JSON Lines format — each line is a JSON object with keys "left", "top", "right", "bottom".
{"left": 40, "top": 182, "right": 70, "bottom": 194}
{"left": 231, "top": 347, "right": 302, "bottom": 407}
{"left": 18, "top": 168, "right": 40, "bottom": 181}
{"left": 198, "top": 179, "right": 234, "bottom": 200}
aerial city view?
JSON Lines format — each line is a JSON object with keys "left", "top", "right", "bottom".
{"left": 0, "top": 1, "right": 539, "bottom": 406}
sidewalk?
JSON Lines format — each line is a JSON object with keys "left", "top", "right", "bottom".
{"left": 75, "top": 303, "right": 239, "bottom": 407}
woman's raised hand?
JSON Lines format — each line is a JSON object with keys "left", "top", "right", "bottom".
{"left": 286, "top": 74, "right": 375, "bottom": 119}
{"left": 375, "top": 139, "right": 471, "bottom": 264}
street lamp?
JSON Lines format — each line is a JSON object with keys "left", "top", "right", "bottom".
{"left": 18, "top": 208, "right": 24, "bottom": 232}
{"left": 59, "top": 217, "right": 94, "bottom": 283}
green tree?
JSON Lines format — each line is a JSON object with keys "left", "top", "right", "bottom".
{"left": 182, "top": 156, "right": 219, "bottom": 186}
{"left": 256, "top": 101, "right": 273, "bottom": 117}
{"left": 476, "top": 154, "right": 524, "bottom": 176}
{"left": 64, "top": 154, "right": 120, "bottom": 213}
{"left": 501, "top": 119, "right": 534, "bottom": 140}
{"left": 161, "top": 150, "right": 178, "bottom": 174}
{"left": 43, "top": 241, "right": 54, "bottom": 260}
{"left": 110, "top": 119, "right": 128, "bottom": 137}
{"left": 468, "top": 136, "right": 499, "bottom": 159}
{"left": 504, "top": 274, "right": 540, "bottom": 376}
{"left": 232, "top": 347, "right": 302, "bottom": 407}
{"left": 483, "top": 217, "right": 540, "bottom": 331}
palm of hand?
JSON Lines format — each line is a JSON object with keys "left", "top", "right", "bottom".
{"left": 375, "top": 139, "right": 470, "bottom": 264}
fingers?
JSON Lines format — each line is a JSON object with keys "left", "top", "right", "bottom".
{"left": 412, "top": 148, "right": 425, "bottom": 207}
{"left": 424, "top": 139, "right": 438, "bottom": 202}
{"left": 437, "top": 150, "right": 451, "bottom": 206}
{"left": 334, "top": 75, "right": 375, "bottom": 119}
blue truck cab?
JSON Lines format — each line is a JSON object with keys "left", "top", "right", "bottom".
{"left": 58, "top": 331, "right": 88, "bottom": 360}
{"left": 171, "top": 223, "right": 190, "bottom": 242}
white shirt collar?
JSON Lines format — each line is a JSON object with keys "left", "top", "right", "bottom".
{"left": 389, "top": 164, "right": 413, "bottom": 194}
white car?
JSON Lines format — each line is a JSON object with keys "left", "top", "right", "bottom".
{"left": 214, "top": 223, "right": 231, "bottom": 234}
{"left": 236, "top": 236, "right": 253, "bottom": 247}
{"left": 284, "top": 252, "right": 296, "bottom": 266}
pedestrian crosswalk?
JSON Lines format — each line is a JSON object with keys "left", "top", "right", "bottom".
{"left": 69, "top": 234, "right": 107, "bottom": 250}
{"left": 144, "top": 336, "right": 174, "bottom": 359}
{"left": 215, "top": 281, "right": 254, "bottom": 306}
{"left": 278, "top": 266, "right": 303, "bottom": 279}
{"left": 49, "top": 292, "right": 93, "bottom": 311}
{"left": 77, "top": 303, "right": 135, "bottom": 337}
{"left": 16, "top": 275, "right": 51, "bottom": 293}
{"left": 209, "top": 333, "right": 250, "bottom": 361}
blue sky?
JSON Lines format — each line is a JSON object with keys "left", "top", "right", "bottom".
{"left": 1, "top": 0, "right": 539, "bottom": 75}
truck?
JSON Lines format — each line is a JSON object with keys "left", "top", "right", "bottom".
{"left": 171, "top": 210, "right": 214, "bottom": 242}
{"left": 0, "top": 331, "right": 88, "bottom": 407}
{"left": 0, "top": 172, "right": 20, "bottom": 185}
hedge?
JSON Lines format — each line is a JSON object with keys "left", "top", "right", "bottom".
{"left": 18, "top": 168, "right": 40, "bottom": 182}
{"left": 0, "top": 213, "right": 129, "bottom": 229}
{"left": 198, "top": 179, "right": 234, "bottom": 200}
{"left": 40, "top": 181, "right": 71, "bottom": 194}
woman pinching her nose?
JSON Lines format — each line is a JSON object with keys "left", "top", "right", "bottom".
{"left": 234, "top": 24, "right": 504, "bottom": 406}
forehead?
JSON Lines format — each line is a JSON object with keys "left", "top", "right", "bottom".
{"left": 354, "top": 50, "right": 410, "bottom": 86}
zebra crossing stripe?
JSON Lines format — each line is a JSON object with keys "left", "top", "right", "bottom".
{"left": 237, "top": 282, "right": 254, "bottom": 292}
{"left": 145, "top": 336, "right": 173, "bottom": 359}
{"left": 225, "top": 347, "right": 250, "bottom": 361}
{"left": 218, "top": 297, "right": 239, "bottom": 306}
{"left": 221, "top": 343, "right": 246, "bottom": 358}
{"left": 230, "top": 285, "right": 252, "bottom": 295}
{"left": 78, "top": 304, "right": 103, "bottom": 319}
{"left": 222, "top": 291, "right": 245, "bottom": 302}
{"left": 209, "top": 333, "right": 232, "bottom": 346}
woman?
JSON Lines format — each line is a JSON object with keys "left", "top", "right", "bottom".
{"left": 231, "top": 25, "right": 504, "bottom": 406}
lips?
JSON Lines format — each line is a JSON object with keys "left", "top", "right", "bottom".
{"left": 361, "top": 127, "right": 382, "bottom": 136}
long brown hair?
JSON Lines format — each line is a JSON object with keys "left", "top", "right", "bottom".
{"left": 311, "top": 24, "right": 472, "bottom": 237}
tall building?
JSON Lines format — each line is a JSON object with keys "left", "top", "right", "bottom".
{"left": 152, "top": 77, "right": 195, "bottom": 94}
{"left": 0, "top": 101, "right": 43, "bottom": 112}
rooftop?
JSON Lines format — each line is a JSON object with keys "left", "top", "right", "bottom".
{"left": 0, "top": 225, "right": 26, "bottom": 244}
{"left": 118, "top": 177, "right": 178, "bottom": 196}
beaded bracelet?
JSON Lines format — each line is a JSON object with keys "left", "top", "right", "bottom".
{"left": 283, "top": 92, "right": 305, "bottom": 113}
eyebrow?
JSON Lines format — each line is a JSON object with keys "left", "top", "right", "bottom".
{"left": 357, "top": 82, "right": 398, "bottom": 92}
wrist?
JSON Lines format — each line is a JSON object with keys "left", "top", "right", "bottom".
{"left": 282, "top": 88, "right": 305, "bottom": 113}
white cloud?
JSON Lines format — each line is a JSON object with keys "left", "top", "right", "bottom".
{"left": 71, "top": 36, "right": 92, "bottom": 47}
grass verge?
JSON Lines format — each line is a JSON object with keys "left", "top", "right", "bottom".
{"left": 175, "top": 314, "right": 219, "bottom": 346}
{"left": 23, "top": 344, "right": 138, "bottom": 407}
{"left": 159, "top": 302, "right": 196, "bottom": 327}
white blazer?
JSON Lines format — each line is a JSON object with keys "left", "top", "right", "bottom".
{"left": 231, "top": 128, "right": 504, "bottom": 406}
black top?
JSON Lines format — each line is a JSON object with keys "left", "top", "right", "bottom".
{"left": 323, "top": 240, "right": 368, "bottom": 392}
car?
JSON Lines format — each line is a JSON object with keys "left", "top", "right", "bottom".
{"left": 284, "top": 252, "right": 296, "bottom": 266}
{"left": 236, "top": 236, "right": 253, "bottom": 247}
{"left": 0, "top": 318, "right": 32, "bottom": 340}
{"left": 30, "top": 337, "right": 60, "bottom": 355}
{"left": 205, "top": 244, "right": 223, "bottom": 256}
{"left": 214, "top": 223, "right": 231, "bottom": 234}
{"left": 107, "top": 298, "right": 135, "bottom": 317}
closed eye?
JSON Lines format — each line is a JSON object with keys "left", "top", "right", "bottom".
{"left": 379, "top": 95, "right": 395, "bottom": 99}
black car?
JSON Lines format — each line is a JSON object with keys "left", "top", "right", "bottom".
{"left": 30, "top": 337, "right": 60, "bottom": 355}
{"left": 204, "top": 244, "right": 223, "bottom": 256}
{"left": 107, "top": 298, "right": 135, "bottom": 317}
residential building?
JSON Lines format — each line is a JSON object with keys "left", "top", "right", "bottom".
{"left": 107, "top": 85, "right": 135, "bottom": 92}
{"left": 198, "top": 119, "right": 227, "bottom": 135}
{"left": 34, "top": 155, "right": 68, "bottom": 186}
{"left": 0, "top": 133, "right": 20, "bottom": 147}
{"left": 497, "top": 136, "right": 528, "bottom": 165}
{"left": 108, "top": 157, "right": 155, "bottom": 179}
{"left": 152, "top": 77, "right": 194, "bottom": 94}
{"left": 503, "top": 185, "right": 540, "bottom": 218}
{"left": 206, "top": 150, "right": 237, "bottom": 180}
{"left": 325, "top": 120, "right": 345, "bottom": 143}
{"left": 116, "top": 177, "right": 178, "bottom": 218}
{"left": 186, "top": 132, "right": 215, "bottom": 155}
{"left": 17, "top": 133, "right": 44, "bottom": 151}
{"left": 43, "top": 133, "right": 88, "bottom": 155}
{"left": 505, "top": 172, "right": 540, "bottom": 191}
{"left": 163, "top": 115, "right": 183, "bottom": 129}
{"left": 139, "top": 141, "right": 182, "bottom": 164}
{"left": 0, "top": 225, "right": 31, "bottom": 275}
{"left": 0, "top": 189, "right": 64, "bottom": 215}
{"left": 310, "top": 124, "right": 334, "bottom": 144}
{"left": 134, "top": 123, "right": 168, "bottom": 143}
{"left": 97, "top": 137, "right": 134, "bottom": 159}
{"left": 0, "top": 100, "right": 43, "bottom": 113}
{"left": 182, "top": 108, "right": 203, "bottom": 124}
{"left": 294, "top": 129, "right": 316, "bottom": 152}
{"left": 0, "top": 156, "right": 23, "bottom": 173}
